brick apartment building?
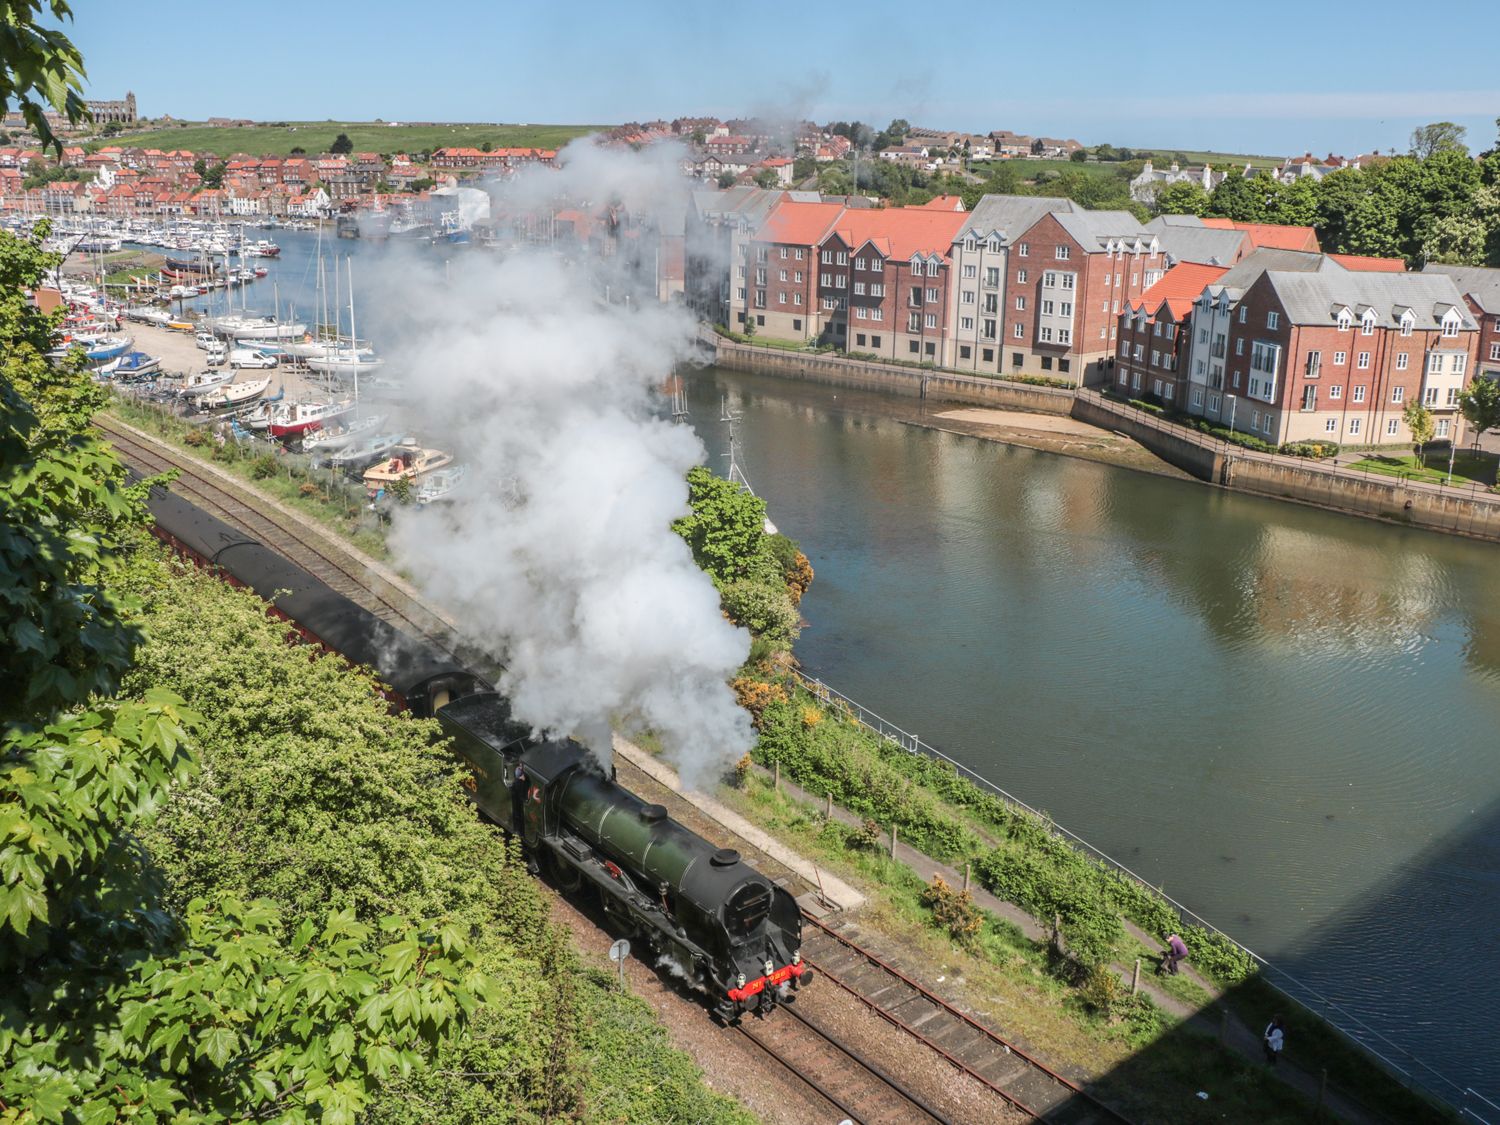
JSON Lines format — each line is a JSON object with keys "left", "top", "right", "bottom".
{"left": 1000, "top": 210, "right": 1165, "bottom": 384}
{"left": 1425, "top": 264, "right": 1500, "bottom": 383}
{"left": 1114, "top": 262, "right": 1230, "bottom": 406}
{"left": 1179, "top": 267, "right": 1479, "bottom": 446}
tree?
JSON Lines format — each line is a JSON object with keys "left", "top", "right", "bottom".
{"left": 672, "top": 467, "right": 768, "bottom": 585}
{"left": 330, "top": 131, "right": 354, "bottom": 154}
{"left": 0, "top": 0, "right": 88, "bottom": 153}
{"left": 1208, "top": 170, "right": 1280, "bottom": 222}
{"left": 201, "top": 159, "right": 226, "bottom": 188}
{"left": 1410, "top": 121, "right": 1468, "bottom": 159}
{"left": 1069, "top": 148, "right": 1088, "bottom": 163}
{"left": 792, "top": 153, "right": 817, "bottom": 181}
{"left": 1458, "top": 377, "right": 1500, "bottom": 443}
{"left": 290, "top": 145, "right": 306, "bottom": 154}
{"left": 1154, "top": 179, "right": 1210, "bottom": 216}
{"left": 479, "top": 140, "right": 492, "bottom": 153}
{"left": 716, "top": 170, "right": 736, "bottom": 189}
{"left": 1402, "top": 400, "right": 1436, "bottom": 461}
{"left": 0, "top": 224, "right": 493, "bottom": 1123}
{"left": 753, "top": 167, "right": 779, "bottom": 189}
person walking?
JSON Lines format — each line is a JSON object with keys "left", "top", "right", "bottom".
{"left": 1263, "top": 1014, "right": 1286, "bottom": 1065}
{"left": 1160, "top": 933, "right": 1189, "bottom": 975}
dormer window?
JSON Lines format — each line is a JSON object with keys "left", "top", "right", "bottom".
{"left": 988, "top": 237, "right": 1000, "bottom": 253}
{"left": 911, "top": 255, "right": 923, "bottom": 272}
{"left": 1360, "top": 312, "right": 1376, "bottom": 335}
{"left": 1399, "top": 314, "right": 1414, "bottom": 337}
{"left": 1336, "top": 310, "right": 1351, "bottom": 331}
{"left": 1441, "top": 312, "right": 1461, "bottom": 338}
{"left": 965, "top": 237, "right": 976, "bottom": 252}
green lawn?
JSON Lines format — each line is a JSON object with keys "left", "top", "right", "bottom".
{"left": 1132, "top": 149, "right": 1284, "bottom": 170}
{"left": 99, "top": 120, "right": 607, "bottom": 157}
{"left": 1347, "top": 451, "right": 1497, "bottom": 486}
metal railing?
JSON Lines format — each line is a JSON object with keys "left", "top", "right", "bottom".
{"left": 787, "top": 664, "right": 1482, "bottom": 1117}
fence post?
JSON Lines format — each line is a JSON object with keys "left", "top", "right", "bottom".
{"left": 824, "top": 792, "right": 832, "bottom": 820}
{"left": 1131, "top": 958, "right": 1141, "bottom": 996}
{"left": 773, "top": 760, "right": 780, "bottom": 794}
{"left": 889, "top": 824, "right": 898, "bottom": 858}
{"left": 963, "top": 862, "right": 971, "bottom": 893}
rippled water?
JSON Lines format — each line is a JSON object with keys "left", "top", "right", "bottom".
{"left": 685, "top": 365, "right": 1500, "bottom": 1103}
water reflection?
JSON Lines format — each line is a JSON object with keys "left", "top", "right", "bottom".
{"left": 684, "top": 364, "right": 1500, "bottom": 1097}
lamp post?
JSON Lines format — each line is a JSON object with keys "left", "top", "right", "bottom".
{"left": 1227, "top": 393, "right": 1238, "bottom": 437}
{"left": 1448, "top": 415, "right": 1458, "bottom": 484}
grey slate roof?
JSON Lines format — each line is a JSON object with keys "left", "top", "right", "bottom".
{"left": 1150, "top": 225, "right": 1248, "bottom": 267}
{"left": 1424, "top": 264, "right": 1500, "bottom": 315}
{"left": 961, "top": 194, "right": 1077, "bottom": 245}
{"left": 1050, "top": 208, "right": 1151, "bottom": 249}
{"left": 1207, "top": 248, "right": 1329, "bottom": 298}
{"left": 1265, "top": 270, "right": 1478, "bottom": 330}
{"left": 1147, "top": 214, "right": 1208, "bottom": 229}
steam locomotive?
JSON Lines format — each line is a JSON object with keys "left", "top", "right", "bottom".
{"left": 145, "top": 485, "right": 810, "bottom": 1022}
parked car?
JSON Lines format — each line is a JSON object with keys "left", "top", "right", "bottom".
{"left": 229, "top": 348, "right": 277, "bottom": 369}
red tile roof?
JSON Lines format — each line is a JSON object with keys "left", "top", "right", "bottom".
{"left": 829, "top": 206, "right": 970, "bottom": 260}
{"left": 918, "top": 194, "right": 966, "bottom": 212}
{"left": 1135, "top": 261, "right": 1229, "bottom": 319}
{"left": 1328, "top": 253, "right": 1406, "bottom": 273}
{"left": 756, "top": 199, "right": 840, "bottom": 246}
{"left": 1200, "top": 217, "right": 1319, "bottom": 252}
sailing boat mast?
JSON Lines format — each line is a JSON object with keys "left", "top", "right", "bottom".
{"left": 346, "top": 256, "right": 359, "bottom": 405}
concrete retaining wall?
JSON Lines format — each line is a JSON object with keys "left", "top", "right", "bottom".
{"left": 712, "top": 339, "right": 1073, "bottom": 415}
{"left": 1068, "top": 394, "right": 1227, "bottom": 482}
{"left": 1226, "top": 457, "right": 1500, "bottom": 541}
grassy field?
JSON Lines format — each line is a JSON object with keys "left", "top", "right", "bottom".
{"left": 100, "top": 120, "right": 608, "bottom": 157}
{"left": 1133, "top": 149, "right": 1284, "bottom": 170}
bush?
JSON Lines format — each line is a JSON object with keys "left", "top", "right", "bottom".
{"left": 1081, "top": 963, "right": 1125, "bottom": 1018}
{"left": 719, "top": 578, "right": 799, "bottom": 641}
{"left": 1279, "top": 440, "right": 1339, "bottom": 459}
{"left": 1128, "top": 398, "right": 1165, "bottom": 415}
{"left": 921, "top": 875, "right": 983, "bottom": 947}
{"left": 249, "top": 454, "right": 277, "bottom": 479}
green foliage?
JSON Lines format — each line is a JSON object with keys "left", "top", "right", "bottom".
{"left": 1402, "top": 400, "right": 1436, "bottom": 455}
{"left": 330, "top": 132, "right": 354, "bottom": 154}
{"left": 1458, "top": 376, "right": 1500, "bottom": 439}
{"left": 1153, "top": 180, "right": 1210, "bottom": 217}
{"left": 719, "top": 577, "right": 799, "bottom": 640}
{"left": 1410, "top": 121, "right": 1468, "bottom": 159}
{"left": 1277, "top": 440, "right": 1339, "bottom": 459}
{"left": 920, "top": 875, "right": 983, "bottom": 946}
{"left": 753, "top": 167, "right": 779, "bottom": 190}
{"left": 672, "top": 465, "right": 767, "bottom": 585}
{"left": 0, "top": 1, "right": 88, "bottom": 154}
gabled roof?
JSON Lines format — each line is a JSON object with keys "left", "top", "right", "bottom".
{"left": 962, "top": 194, "right": 1077, "bottom": 246}
{"left": 919, "top": 194, "right": 965, "bottom": 211}
{"left": 1134, "top": 262, "right": 1231, "bottom": 319}
{"left": 1206, "top": 247, "right": 1330, "bottom": 299}
{"left": 825, "top": 206, "right": 970, "bottom": 260}
{"left": 1263, "top": 270, "right": 1478, "bottom": 330}
{"left": 1328, "top": 253, "right": 1406, "bottom": 273}
{"left": 755, "top": 200, "right": 846, "bottom": 246}
{"left": 1423, "top": 263, "right": 1500, "bottom": 315}
{"left": 1147, "top": 222, "right": 1248, "bottom": 267}
{"left": 1049, "top": 209, "right": 1151, "bottom": 251}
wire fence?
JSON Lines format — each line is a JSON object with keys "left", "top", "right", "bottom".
{"left": 787, "top": 665, "right": 1482, "bottom": 1118}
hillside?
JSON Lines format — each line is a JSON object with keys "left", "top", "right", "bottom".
{"left": 102, "top": 120, "right": 608, "bottom": 156}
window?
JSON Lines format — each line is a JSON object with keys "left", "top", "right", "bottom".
{"left": 926, "top": 261, "right": 940, "bottom": 278}
{"left": 1062, "top": 275, "right": 1075, "bottom": 290}
{"left": 926, "top": 287, "right": 939, "bottom": 302}
{"left": 1041, "top": 356, "right": 1053, "bottom": 370}
{"left": 1361, "top": 314, "right": 1376, "bottom": 336}
{"left": 1437, "top": 418, "right": 1451, "bottom": 438}
{"left": 1326, "top": 418, "right": 1338, "bottom": 433}
{"left": 961, "top": 316, "right": 974, "bottom": 330}
{"left": 1490, "top": 342, "right": 1500, "bottom": 361}
{"left": 778, "top": 269, "right": 787, "bottom": 282}
{"left": 1133, "top": 344, "right": 1145, "bottom": 360}
{"left": 793, "top": 293, "right": 802, "bottom": 306}
{"left": 1334, "top": 351, "right": 1346, "bottom": 366}
{"left": 1118, "top": 369, "right": 1129, "bottom": 386}
{"left": 871, "top": 335, "right": 882, "bottom": 346}
{"left": 821, "top": 249, "right": 832, "bottom": 264}
{"left": 1040, "top": 326, "right": 1053, "bottom": 342}
{"left": 834, "top": 274, "right": 846, "bottom": 289}
{"left": 1442, "top": 316, "right": 1460, "bottom": 338}
{"left": 853, "top": 257, "right": 864, "bottom": 271}
{"left": 1043, "top": 271, "right": 1056, "bottom": 287}
{"left": 779, "top": 247, "right": 788, "bottom": 259}
{"left": 870, "top": 283, "right": 884, "bottom": 297}
{"left": 778, "top": 292, "right": 786, "bottom": 305}
{"left": 1209, "top": 393, "right": 1220, "bottom": 411}
{"left": 795, "top": 248, "right": 804, "bottom": 260}
{"left": 1336, "top": 311, "right": 1351, "bottom": 331}
{"left": 1399, "top": 316, "right": 1412, "bottom": 336}
{"left": 1357, "top": 351, "right": 1370, "bottom": 369}
{"left": 820, "top": 272, "right": 831, "bottom": 287}
{"left": 1017, "top": 243, "right": 1029, "bottom": 257}
{"left": 1193, "top": 388, "right": 1204, "bottom": 406}
{"left": 793, "top": 318, "right": 802, "bottom": 330}
{"left": 1012, "top": 322, "right": 1022, "bottom": 338}
{"left": 1352, "top": 385, "right": 1366, "bottom": 403}
{"left": 836, "top": 251, "right": 847, "bottom": 265}
{"left": 854, "top": 306, "right": 865, "bottom": 319}
{"left": 853, "top": 281, "right": 864, "bottom": 295}
{"left": 1060, "top": 302, "right": 1072, "bottom": 317}
{"left": 1263, "top": 414, "right": 1274, "bottom": 435}
{"left": 1301, "top": 386, "right": 1316, "bottom": 411}
{"left": 1056, "top": 245, "right": 1071, "bottom": 260}
{"left": 984, "top": 267, "right": 1000, "bottom": 288}
{"left": 959, "top": 344, "right": 971, "bottom": 359}
{"left": 1455, "top": 355, "right": 1467, "bottom": 374}
{"left": 870, "top": 258, "right": 883, "bottom": 273}
{"left": 736, "top": 287, "right": 747, "bottom": 301}
{"left": 794, "top": 270, "right": 803, "bottom": 283}
{"left": 1238, "top": 306, "right": 1247, "bottom": 324}
{"left": 1424, "top": 386, "right": 1439, "bottom": 405}
{"left": 756, "top": 247, "right": 768, "bottom": 262}
{"left": 1016, "top": 269, "right": 1027, "bottom": 284}
{"left": 1015, "top": 295, "right": 1026, "bottom": 310}
{"left": 908, "top": 312, "right": 920, "bottom": 332}
{"left": 856, "top": 333, "right": 866, "bottom": 346}
{"left": 756, "top": 315, "right": 765, "bottom": 326}
{"left": 1267, "top": 311, "right": 1280, "bottom": 330}
{"left": 1396, "top": 352, "right": 1408, "bottom": 370}
{"left": 962, "top": 264, "right": 976, "bottom": 279}
{"left": 754, "top": 290, "right": 765, "bottom": 308}
{"left": 1060, "top": 359, "right": 1071, "bottom": 373}
{"left": 1386, "top": 418, "right": 1400, "bottom": 436}
{"left": 1251, "top": 409, "right": 1261, "bottom": 430}
{"left": 871, "top": 308, "right": 882, "bottom": 320}
{"left": 924, "top": 313, "right": 937, "bottom": 329}
{"left": 909, "top": 341, "right": 920, "bottom": 354}
{"left": 1392, "top": 385, "right": 1403, "bottom": 403}
{"left": 1329, "top": 384, "right": 1341, "bottom": 399}
{"left": 964, "top": 237, "right": 976, "bottom": 252}
{"left": 1349, "top": 417, "right": 1362, "bottom": 435}
{"left": 1199, "top": 328, "right": 1209, "bottom": 343}
{"left": 1428, "top": 353, "right": 1442, "bottom": 373}
{"left": 982, "top": 348, "right": 994, "bottom": 362}
{"left": 754, "top": 268, "right": 766, "bottom": 285}
{"left": 1104, "top": 274, "right": 1112, "bottom": 288}
{"left": 1151, "top": 349, "right": 1160, "bottom": 367}
{"left": 1059, "top": 329, "right": 1071, "bottom": 344}
{"left": 1235, "top": 338, "right": 1244, "bottom": 356}
{"left": 1042, "top": 299, "right": 1055, "bottom": 315}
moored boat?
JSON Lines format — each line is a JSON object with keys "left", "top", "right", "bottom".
{"left": 362, "top": 443, "right": 454, "bottom": 497}
{"left": 98, "top": 351, "right": 161, "bottom": 378}
{"left": 199, "top": 376, "right": 273, "bottom": 409}
{"left": 267, "top": 398, "right": 354, "bottom": 439}
{"left": 301, "top": 412, "right": 386, "bottom": 453}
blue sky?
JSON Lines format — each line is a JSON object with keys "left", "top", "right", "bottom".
{"left": 66, "top": 0, "right": 1500, "bottom": 157}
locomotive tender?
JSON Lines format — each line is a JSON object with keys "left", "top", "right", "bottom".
{"left": 145, "top": 484, "right": 810, "bottom": 1022}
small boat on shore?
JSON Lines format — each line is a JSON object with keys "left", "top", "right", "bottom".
{"left": 416, "top": 465, "right": 466, "bottom": 505}
{"left": 84, "top": 334, "right": 134, "bottom": 362}
{"left": 363, "top": 443, "right": 454, "bottom": 497}
{"left": 98, "top": 351, "right": 160, "bottom": 379}
{"left": 230, "top": 316, "right": 308, "bottom": 342}
{"left": 199, "top": 376, "right": 273, "bottom": 409}
{"left": 301, "top": 413, "right": 386, "bottom": 453}
{"left": 306, "top": 349, "right": 385, "bottom": 378}
{"left": 325, "top": 430, "right": 405, "bottom": 471}
{"left": 178, "top": 371, "right": 234, "bottom": 399}
{"left": 268, "top": 399, "right": 354, "bottom": 439}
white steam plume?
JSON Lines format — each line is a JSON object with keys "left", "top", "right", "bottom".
{"left": 363, "top": 138, "right": 753, "bottom": 785}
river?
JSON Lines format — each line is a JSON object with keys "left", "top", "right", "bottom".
{"left": 684, "top": 364, "right": 1500, "bottom": 1106}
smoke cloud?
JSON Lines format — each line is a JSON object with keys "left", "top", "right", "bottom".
{"left": 364, "top": 138, "right": 754, "bottom": 784}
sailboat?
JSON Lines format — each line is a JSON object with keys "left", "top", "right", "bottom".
{"left": 305, "top": 257, "right": 382, "bottom": 383}
{"left": 720, "top": 394, "right": 777, "bottom": 535}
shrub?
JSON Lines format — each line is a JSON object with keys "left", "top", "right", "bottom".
{"left": 852, "top": 818, "right": 882, "bottom": 851}
{"left": 1279, "top": 440, "right": 1339, "bottom": 459}
{"left": 731, "top": 677, "right": 787, "bottom": 723}
{"left": 1081, "top": 963, "right": 1125, "bottom": 1018}
{"left": 249, "top": 454, "right": 277, "bottom": 479}
{"left": 921, "top": 876, "right": 983, "bottom": 947}
{"left": 719, "top": 578, "right": 799, "bottom": 641}
{"left": 1128, "top": 398, "right": 1164, "bottom": 415}
{"left": 733, "top": 753, "right": 753, "bottom": 787}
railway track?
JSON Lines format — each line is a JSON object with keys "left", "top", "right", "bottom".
{"left": 801, "top": 914, "right": 1134, "bottom": 1125}
{"left": 98, "top": 416, "right": 454, "bottom": 648}
{"left": 735, "top": 1002, "right": 951, "bottom": 1125}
